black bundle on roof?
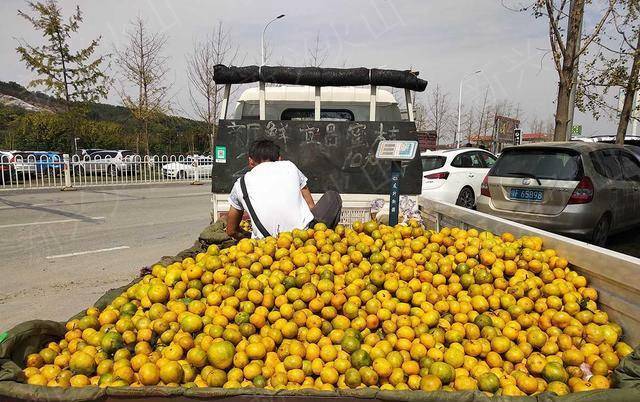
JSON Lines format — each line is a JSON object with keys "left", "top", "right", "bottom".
{"left": 213, "top": 65, "right": 427, "bottom": 92}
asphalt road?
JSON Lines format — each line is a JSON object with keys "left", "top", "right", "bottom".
{"left": 0, "top": 184, "right": 212, "bottom": 331}
{"left": 607, "top": 228, "right": 640, "bottom": 259}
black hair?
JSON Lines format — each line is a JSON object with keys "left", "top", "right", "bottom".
{"left": 249, "top": 139, "right": 280, "bottom": 162}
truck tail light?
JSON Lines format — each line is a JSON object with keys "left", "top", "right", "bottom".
{"left": 481, "top": 175, "right": 491, "bottom": 197}
{"left": 568, "top": 176, "right": 594, "bottom": 204}
{"left": 424, "top": 172, "right": 449, "bottom": 180}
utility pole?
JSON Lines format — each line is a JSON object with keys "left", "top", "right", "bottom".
{"left": 477, "top": 86, "right": 489, "bottom": 146}
{"left": 456, "top": 70, "right": 481, "bottom": 148}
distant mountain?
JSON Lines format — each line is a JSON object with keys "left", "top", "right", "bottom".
{"left": 0, "top": 81, "right": 142, "bottom": 122}
{"left": 0, "top": 81, "right": 209, "bottom": 154}
{"left": 0, "top": 94, "right": 48, "bottom": 112}
{"left": 0, "top": 81, "right": 62, "bottom": 112}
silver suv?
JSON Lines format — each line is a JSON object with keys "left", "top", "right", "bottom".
{"left": 477, "top": 142, "right": 640, "bottom": 246}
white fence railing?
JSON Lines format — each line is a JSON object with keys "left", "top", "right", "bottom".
{"left": 0, "top": 153, "right": 212, "bottom": 191}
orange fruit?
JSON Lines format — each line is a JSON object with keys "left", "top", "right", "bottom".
{"left": 420, "top": 374, "right": 442, "bottom": 391}
{"left": 516, "top": 374, "right": 538, "bottom": 394}
{"left": 207, "top": 341, "right": 235, "bottom": 369}
{"left": 69, "top": 351, "right": 95, "bottom": 376}
{"left": 589, "top": 374, "right": 610, "bottom": 389}
{"left": 477, "top": 372, "right": 500, "bottom": 393}
{"left": 159, "top": 361, "right": 184, "bottom": 384}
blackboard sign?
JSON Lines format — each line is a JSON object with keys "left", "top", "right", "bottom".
{"left": 212, "top": 120, "right": 422, "bottom": 195}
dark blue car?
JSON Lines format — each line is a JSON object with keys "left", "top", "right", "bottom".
{"left": 31, "top": 151, "right": 63, "bottom": 173}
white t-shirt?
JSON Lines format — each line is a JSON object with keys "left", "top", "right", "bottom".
{"left": 228, "top": 160, "right": 314, "bottom": 239}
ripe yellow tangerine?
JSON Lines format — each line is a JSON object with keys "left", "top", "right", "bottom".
{"left": 21, "top": 221, "right": 627, "bottom": 393}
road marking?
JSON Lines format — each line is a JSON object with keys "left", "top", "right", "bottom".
{"left": 171, "top": 192, "right": 211, "bottom": 197}
{"left": 0, "top": 202, "right": 50, "bottom": 210}
{"left": 0, "top": 192, "right": 211, "bottom": 210}
{"left": 0, "top": 216, "right": 105, "bottom": 229}
{"left": 45, "top": 245, "right": 130, "bottom": 259}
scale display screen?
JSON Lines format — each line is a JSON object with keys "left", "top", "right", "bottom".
{"left": 375, "top": 140, "right": 419, "bottom": 161}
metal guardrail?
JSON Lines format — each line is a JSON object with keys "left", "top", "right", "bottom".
{"left": 419, "top": 196, "right": 640, "bottom": 347}
{"left": 0, "top": 154, "right": 212, "bottom": 191}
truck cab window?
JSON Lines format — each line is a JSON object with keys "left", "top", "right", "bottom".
{"left": 281, "top": 109, "right": 354, "bottom": 121}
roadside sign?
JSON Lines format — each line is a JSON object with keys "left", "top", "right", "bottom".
{"left": 375, "top": 140, "right": 418, "bottom": 161}
{"left": 215, "top": 146, "right": 227, "bottom": 163}
{"left": 514, "top": 128, "right": 522, "bottom": 145}
{"left": 572, "top": 125, "right": 582, "bottom": 136}
{"left": 495, "top": 115, "right": 520, "bottom": 144}
{"left": 417, "top": 130, "right": 437, "bottom": 151}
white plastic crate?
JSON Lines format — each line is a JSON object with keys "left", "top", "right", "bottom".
{"left": 339, "top": 207, "right": 372, "bottom": 225}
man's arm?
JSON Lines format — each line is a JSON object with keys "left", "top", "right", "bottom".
{"left": 301, "top": 186, "right": 315, "bottom": 209}
{"left": 226, "top": 206, "right": 245, "bottom": 239}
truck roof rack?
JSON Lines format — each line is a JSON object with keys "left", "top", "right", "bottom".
{"left": 214, "top": 65, "right": 428, "bottom": 122}
{"left": 213, "top": 65, "right": 427, "bottom": 90}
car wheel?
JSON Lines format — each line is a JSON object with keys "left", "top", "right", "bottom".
{"left": 107, "top": 165, "right": 117, "bottom": 176}
{"left": 177, "top": 170, "right": 186, "bottom": 179}
{"left": 591, "top": 214, "right": 611, "bottom": 247}
{"left": 455, "top": 187, "right": 475, "bottom": 209}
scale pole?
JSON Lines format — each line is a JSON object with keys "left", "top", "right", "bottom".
{"left": 389, "top": 161, "right": 401, "bottom": 226}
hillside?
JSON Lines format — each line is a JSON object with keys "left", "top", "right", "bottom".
{"left": 0, "top": 81, "right": 209, "bottom": 155}
{"left": 0, "top": 81, "right": 61, "bottom": 112}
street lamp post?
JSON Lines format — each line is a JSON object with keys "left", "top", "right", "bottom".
{"left": 261, "top": 14, "right": 285, "bottom": 66}
{"left": 456, "top": 70, "right": 482, "bottom": 148}
{"left": 74, "top": 137, "right": 80, "bottom": 155}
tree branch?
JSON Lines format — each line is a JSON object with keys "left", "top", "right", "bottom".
{"left": 545, "top": 0, "right": 566, "bottom": 56}
{"left": 577, "top": 0, "right": 617, "bottom": 59}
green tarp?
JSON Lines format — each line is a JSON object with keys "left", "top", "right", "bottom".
{"left": 1, "top": 221, "right": 640, "bottom": 401}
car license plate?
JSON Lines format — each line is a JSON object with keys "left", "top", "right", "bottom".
{"left": 509, "top": 187, "right": 543, "bottom": 202}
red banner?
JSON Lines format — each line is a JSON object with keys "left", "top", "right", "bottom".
{"left": 417, "top": 130, "right": 437, "bottom": 151}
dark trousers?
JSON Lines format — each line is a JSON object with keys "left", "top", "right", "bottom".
{"left": 310, "top": 191, "right": 342, "bottom": 229}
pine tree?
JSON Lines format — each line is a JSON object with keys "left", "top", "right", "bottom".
{"left": 16, "top": 0, "right": 110, "bottom": 108}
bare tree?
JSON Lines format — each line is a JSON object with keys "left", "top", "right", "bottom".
{"left": 528, "top": 115, "right": 556, "bottom": 140}
{"left": 617, "top": 29, "right": 640, "bottom": 142}
{"left": 521, "top": 0, "right": 618, "bottom": 141}
{"left": 305, "top": 32, "right": 328, "bottom": 67}
{"left": 476, "top": 87, "right": 490, "bottom": 145}
{"left": 186, "top": 21, "right": 240, "bottom": 155}
{"left": 412, "top": 93, "right": 429, "bottom": 131}
{"left": 426, "top": 85, "right": 454, "bottom": 146}
{"left": 578, "top": 0, "right": 639, "bottom": 143}
{"left": 115, "top": 17, "right": 171, "bottom": 155}
{"left": 463, "top": 105, "right": 476, "bottom": 144}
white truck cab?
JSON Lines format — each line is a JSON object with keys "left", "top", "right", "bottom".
{"left": 232, "top": 86, "right": 402, "bottom": 122}
{"left": 210, "top": 65, "right": 427, "bottom": 226}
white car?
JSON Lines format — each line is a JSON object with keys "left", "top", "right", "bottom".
{"left": 162, "top": 156, "right": 213, "bottom": 179}
{"left": 421, "top": 148, "right": 497, "bottom": 208}
{"left": 75, "top": 150, "right": 138, "bottom": 175}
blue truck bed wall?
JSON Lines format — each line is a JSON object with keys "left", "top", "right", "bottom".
{"left": 211, "top": 120, "right": 423, "bottom": 195}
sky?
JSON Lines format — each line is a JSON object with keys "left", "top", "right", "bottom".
{"left": 0, "top": 0, "right": 620, "bottom": 136}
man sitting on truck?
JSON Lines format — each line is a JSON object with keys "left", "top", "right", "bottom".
{"left": 226, "top": 139, "right": 342, "bottom": 239}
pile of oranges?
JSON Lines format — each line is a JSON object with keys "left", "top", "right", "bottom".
{"left": 22, "top": 220, "right": 634, "bottom": 395}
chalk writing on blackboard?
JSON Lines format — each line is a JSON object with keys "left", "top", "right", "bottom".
{"left": 215, "top": 120, "right": 422, "bottom": 195}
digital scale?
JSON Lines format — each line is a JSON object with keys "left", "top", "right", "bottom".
{"left": 375, "top": 140, "right": 419, "bottom": 226}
